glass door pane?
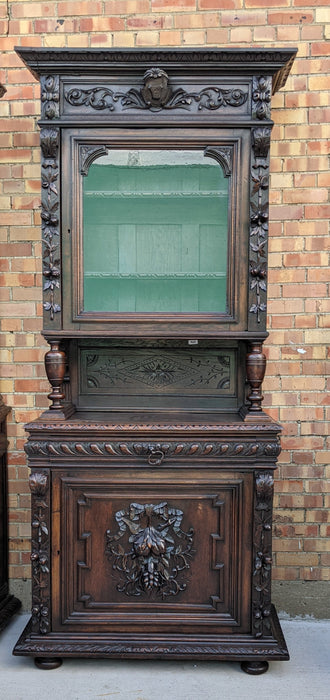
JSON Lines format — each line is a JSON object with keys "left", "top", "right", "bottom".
{"left": 83, "top": 149, "right": 229, "bottom": 313}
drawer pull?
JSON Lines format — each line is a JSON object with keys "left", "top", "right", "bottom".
{"left": 147, "top": 448, "right": 165, "bottom": 466}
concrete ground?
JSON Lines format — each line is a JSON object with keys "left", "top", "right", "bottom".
{"left": 0, "top": 613, "right": 329, "bottom": 700}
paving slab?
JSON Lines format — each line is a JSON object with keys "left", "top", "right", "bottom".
{"left": 0, "top": 614, "right": 329, "bottom": 700}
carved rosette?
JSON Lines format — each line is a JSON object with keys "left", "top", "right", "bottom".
{"left": 106, "top": 502, "right": 194, "bottom": 598}
{"left": 249, "top": 127, "right": 271, "bottom": 326}
{"left": 41, "top": 128, "right": 61, "bottom": 324}
{"left": 252, "top": 472, "right": 274, "bottom": 638}
{"left": 65, "top": 69, "right": 248, "bottom": 114}
{"left": 41, "top": 75, "right": 59, "bottom": 119}
{"left": 29, "top": 471, "right": 51, "bottom": 635}
{"left": 252, "top": 76, "right": 272, "bottom": 120}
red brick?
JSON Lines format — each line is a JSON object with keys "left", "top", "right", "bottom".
{"left": 311, "top": 43, "right": 330, "bottom": 56}
{"left": 198, "top": 0, "right": 238, "bottom": 7}
{"left": 127, "top": 17, "right": 167, "bottom": 29}
{"left": 305, "top": 205, "right": 330, "bottom": 220}
{"left": 105, "top": 0, "right": 150, "bottom": 12}
{"left": 175, "top": 12, "right": 219, "bottom": 28}
{"left": 270, "top": 204, "right": 304, "bottom": 221}
{"left": 58, "top": 1, "right": 103, "bottom": 15}
{"left": 268, "top": 10, "right": 314, "bottom": 23}
{"left": 79, "top": 17, "right": 125, "bottom": 31}
{"left": 151, "top": 0, "right": 196, "bottom": 9}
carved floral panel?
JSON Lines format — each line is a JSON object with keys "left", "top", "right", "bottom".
{"left": 80, "top": 348, "right": 235, "bottom": 395}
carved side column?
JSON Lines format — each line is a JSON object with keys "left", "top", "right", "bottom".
{"left": 29, "top": 471, "right": 51, "bottom": 635}
{"left": 29, "top": 471, "right": 62, "bottom": 669}
{"left": 252, "top": 471, "right": 273, "bottom": 638}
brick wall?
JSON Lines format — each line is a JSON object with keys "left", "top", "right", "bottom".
{"left": 0, "top": 1, "right": 329, "bottom": 606}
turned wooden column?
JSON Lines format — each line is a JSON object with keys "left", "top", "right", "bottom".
{"left": 246, "top": 342, "right": 267, "bottom": 413}
{"left": 44, "top": 341, "right": 66, "bottom": 410}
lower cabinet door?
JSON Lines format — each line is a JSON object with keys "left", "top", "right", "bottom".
{"left": 52, "top": 468, "right": 253, "bottom": 635}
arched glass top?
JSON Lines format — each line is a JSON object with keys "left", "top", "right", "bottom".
{"left": 82, "top": 149, "right": 229, "bottom": 313}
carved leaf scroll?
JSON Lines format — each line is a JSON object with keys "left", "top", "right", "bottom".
{"left": 105, "top": 502, "right": 194, "bottom": 599}
{"left": 65, "top": 68, "right": 248, "bottom": 114}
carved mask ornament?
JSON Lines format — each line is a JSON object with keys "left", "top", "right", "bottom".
{"left": 140, "top": 68, "right": 172, "bottom": 110}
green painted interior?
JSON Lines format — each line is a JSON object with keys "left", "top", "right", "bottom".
{"left": 83, "top": 150, "right": 229, "bottom": 312}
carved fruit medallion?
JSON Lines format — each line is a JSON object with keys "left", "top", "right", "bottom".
{"left": 105, "top": 502, "right": 194, "bottom": 599}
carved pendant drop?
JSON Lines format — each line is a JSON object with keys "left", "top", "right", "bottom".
{"left": 105, "top": 502, "right": 194, "bottom": 598}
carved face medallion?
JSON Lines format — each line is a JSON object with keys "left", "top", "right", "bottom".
{"left": 141, "top": 68, "right": 172, "bottom": 110}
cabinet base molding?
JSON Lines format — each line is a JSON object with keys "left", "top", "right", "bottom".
{"left": 14, "top": 605, "right": 288, "bottom": 669}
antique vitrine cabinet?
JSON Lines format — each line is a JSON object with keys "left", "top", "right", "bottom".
{"left": 14, "top": 48, "right": 296, "bottom": 673}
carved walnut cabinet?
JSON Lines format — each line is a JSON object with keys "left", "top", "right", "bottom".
{"left": 14, "top": 48, "right": 296, "bottom": 673}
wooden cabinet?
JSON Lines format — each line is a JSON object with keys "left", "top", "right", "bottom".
{"left": 0, "top": 398, "right": 20, "bottom": 632}
{"left": 13, "top": 48, "right": 296, "bottom": 673}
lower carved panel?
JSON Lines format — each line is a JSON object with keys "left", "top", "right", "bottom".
{"left": 53, "top": 470, "right": 252, "bottom": 633}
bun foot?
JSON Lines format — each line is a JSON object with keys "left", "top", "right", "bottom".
{"left": 34, "top": 657, "right": 63, "bottom": 670}
{"left": 241, "top": 660, "right": 269, "bottom": 675}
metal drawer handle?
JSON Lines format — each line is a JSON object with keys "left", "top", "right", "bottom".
{"left": 147, "top": 448, "right": 165, "bottom": 466}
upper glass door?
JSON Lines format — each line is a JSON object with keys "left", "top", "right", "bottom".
{"left": 82, "top": 149, "right": 229, "bottom": 314}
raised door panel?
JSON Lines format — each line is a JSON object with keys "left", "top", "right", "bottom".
{"left": 52, "top": 469, "right": 252, "bottom": 634}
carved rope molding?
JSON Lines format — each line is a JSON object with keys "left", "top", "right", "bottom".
{"left": 252, "top": 472, "right": 274, "bottom": 638}
{"left": 249, "top": 127, "right": 271, "bottom": 324}
{"left": 29, "top": 472, "right": 51, "bottom": 635}
{"left": 65, "top": 68, "right": 248, "bottom": 114}
{"left": 25, "top": 439, "right": 281, "bottom": 459}
{"left": 105, "top": 501, "right": 194, "bottom": 598}
{"left": 41, "top": 128, "right": 61, "bottom": 322}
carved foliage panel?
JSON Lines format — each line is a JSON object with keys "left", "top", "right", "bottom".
{"left": 29, "top": 471, "right": 51, "bottom": 634}
{"left": 64, "top": 69, "right": 249, "bottom": 117}
{"left": 41, "top": 127, "right": 61, "bottom": 326}
{"left": 81, "top": 348, "right": 235, "bottom": 395}
{"left": 248, "top": 127, "right": 271, "bottom": 328}
{"left": 56, "top": 473, "right": 251, "bottom": 631}
{"left": 252, "top": 472, "right": 274, "bottom": 638}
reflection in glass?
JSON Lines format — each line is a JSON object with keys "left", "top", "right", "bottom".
{"left": 83, "top": 150, "right": 229, "bottom": 313}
